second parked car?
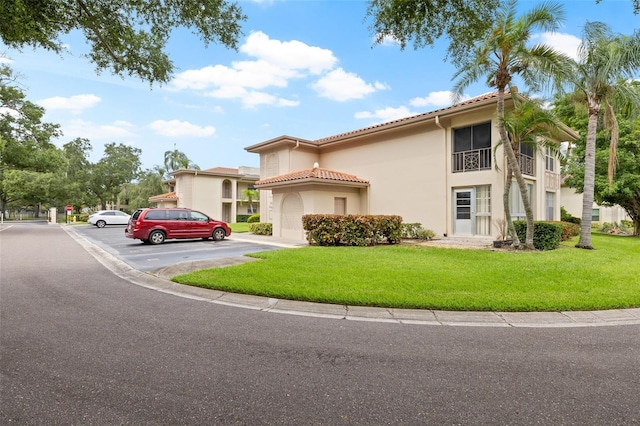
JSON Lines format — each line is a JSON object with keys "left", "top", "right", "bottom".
{"left": 125, "top": 208, "right": 231, "bottom": 244}
{"left": 88, "top": 210, "right": 131, "bottom": 228}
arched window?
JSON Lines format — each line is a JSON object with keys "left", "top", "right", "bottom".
{"left": 281, "top": 193, "right": 303, "bottom": 232}
{"left": 222, "top": 179, "right": 232, "bottom": 199}
{"left": 266, "top": 153, "right": 279, "bottom": 177}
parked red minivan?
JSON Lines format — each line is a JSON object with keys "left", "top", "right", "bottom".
{"left": 125, "top": 208, "right": 231, "bottom": 244}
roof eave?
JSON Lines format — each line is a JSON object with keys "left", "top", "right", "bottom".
{"left": 256, "top": 178, "right": 369, "bottom": 190}
{"left": 245, "top": 136, "right": 317, "bottom": 153}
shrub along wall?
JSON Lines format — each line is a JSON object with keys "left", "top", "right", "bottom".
{"left": 302, "top": 214, "right": 403, "bottom": 246}
{"left": 249, "top": 222, "right": 272, "bottom": 235}
{"left": 513, "top": 221, "right": 563, "bottom": 250}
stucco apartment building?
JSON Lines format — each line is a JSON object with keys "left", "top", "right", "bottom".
{"left": 149, "top": 166, "right": 260, "bottom": 223}
{"left": 245, "top": 92, "right": 579, "bottom": 242}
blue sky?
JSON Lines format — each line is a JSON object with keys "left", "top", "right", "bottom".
{"left": 1, "top": 0, "right": 638, "bottom": 172}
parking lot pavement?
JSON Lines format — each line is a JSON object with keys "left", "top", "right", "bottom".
{"left": 65, "top": 225, "right": 301, "bottom": 273}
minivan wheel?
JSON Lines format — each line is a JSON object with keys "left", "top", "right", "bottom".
{"left": 148, "top": 230, "right": 166, "bottom": 245}
{"left": 212, "top": 228, "right": 226, "bottom": 241}
{"left": 96, "top": 220, "right": 106, "bottom": 228}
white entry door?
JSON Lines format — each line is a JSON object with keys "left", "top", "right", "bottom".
{"left": 454, "top": 189, "right": 474, "bottom": 235}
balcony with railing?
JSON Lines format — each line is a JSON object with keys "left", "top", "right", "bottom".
{"left": 453, "top": 148, "right": 491, "bottom": 173}
{"left": 518, "top": 154, "right": 534, "bottom": 176}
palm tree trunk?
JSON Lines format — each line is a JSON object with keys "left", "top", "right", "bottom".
{"left": 497, "top": 88, "right": 535, "bottom": 249}
{"left": 503, "top": 165, "right": 520, "bottom": 245}
{"left": 576, "top": 107, "right": 599, "bottom": 249}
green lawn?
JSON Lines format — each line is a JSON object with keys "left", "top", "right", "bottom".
{"left": 172, "top": 233, "right": 640, "bottom": 312}
{"left": 229, "top": 222, "right": 250, "bottom": 233}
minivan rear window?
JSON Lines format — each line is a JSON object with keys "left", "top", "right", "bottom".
{"left": 144, "top": 210, "right": 167, "bottom": 220}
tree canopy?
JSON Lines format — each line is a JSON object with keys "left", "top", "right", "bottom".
{"left": 366, "top": 0, "right": 500, "bottom": 67}
{"left": 0, "top": 0, "right": 247, "bottom": 84}
{"left": 558, "top": 92, "right": 640, "bottom": 235}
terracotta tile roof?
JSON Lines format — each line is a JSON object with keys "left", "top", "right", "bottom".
{"left": 256, "top": 167, "right": 369, "bottom": 186}
{"left": 148, "top": 191, "right": 178, "bottom": 201}
{"left": 315, "top": 92, "right": 500, "bottom": 145}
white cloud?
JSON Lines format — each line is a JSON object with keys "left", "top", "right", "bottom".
{"left": 63, "top": 119, "right": 136, "bottom": 140}
{"left": 355, "top": 106, "right": 418, "bottom": 123}
{"left": 409, "top": 91, "right": 457, "bottom": 108}
{"left": 148, "top": 120, "right": 216, "bottom": 138}
{"left": 241, "top": 31, "right": 337, "bottom": 74}
{"left": 533, "top": 32, "right": 581, "bottom": 60}
{"left": 172, "top": 31, "right": 341, "bottom": 107}
{"left": 311, "top": 68, "right": 384, "bottom": 102}
{"left": 0, "top": 56, "right": 13, "bottom": 64}
{"left": 37, "top": 94, "right": 101, "bottom": 114}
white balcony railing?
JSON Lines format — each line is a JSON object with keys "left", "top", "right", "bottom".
{"left": 453, "top": 148, "right": 492, "bottom": 173}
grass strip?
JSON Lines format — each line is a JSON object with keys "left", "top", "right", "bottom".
{"left": 172, "top": 234, "right": 640, "bottom": 312}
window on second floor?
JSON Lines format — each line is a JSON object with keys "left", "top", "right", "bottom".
{"left": 518, "top": 143, "right": 535, "bottom": 176}
{"left": 545, "top": 146, "right": 555, "bottom": 172}
{"left": 453, "top": 122, "right": 492, "bottom": 172}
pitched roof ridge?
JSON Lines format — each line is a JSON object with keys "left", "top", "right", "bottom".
{"left": 314, "top": 91, "right": 500, "bottom": 144}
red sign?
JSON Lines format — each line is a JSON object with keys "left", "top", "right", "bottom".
{"left": 66, "top": 205, "right": 73, "bottom": 212}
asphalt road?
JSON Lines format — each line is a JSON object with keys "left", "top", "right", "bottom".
{"left": 2, "top": 222, "right": 640, "bottom": 424}
{"left": 71, "top": 222, "right": 286, "bottom": 272}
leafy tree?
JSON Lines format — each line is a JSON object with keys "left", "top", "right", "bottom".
{"left": 0, "top": 0, "right": 246, "bottom": 84}
{"left": 452, "top": 0, "right": 568, "bottom": 249}
{"left": 366, "top": 0, "right": 500, "bottom": 67}
{"left": 126, "top": 168, "right": 166, "bottom": 211}
{"left": 559, "top": 22, "right": 640, "bottom": 249}
{"left": 0, "top": 64, "right": 62, "bottom": 214}
{"left": 88, "top": 142, "right": 141, "bottom": 210}
{"left": 559, "top": 93, "right": 640, "bottom": 236}
{"left": 62, "top": 138, "right": 97, "bottom": 212}
{"left": 163, "top": 146, "right": 199, "bottom": 175}
{"left": 2, "top": 169, "right": 64, "bottom": 217}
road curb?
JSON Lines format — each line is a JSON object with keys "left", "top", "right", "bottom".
{"left": 62, "top": 225, "right": 640, "bottom": 328}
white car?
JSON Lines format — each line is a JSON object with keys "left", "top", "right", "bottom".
{"left": 88, "top": 210, "right": 131, "bottom": 228}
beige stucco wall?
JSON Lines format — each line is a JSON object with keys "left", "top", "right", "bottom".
{"left": 165, "top": 173, "right": 260, "bottom": 222}
{"left": 253, "top": 102, "right": 572, "bottom": 242}
{"left": 269, "top": 184, "right": 366, "bottom": 240}
{"left": 560, "top": 187, "right": 630, "bottom": 224}
{"left": 319, "top": 124, "right": 448, "bottom": 235}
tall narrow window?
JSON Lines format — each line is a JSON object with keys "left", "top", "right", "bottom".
{"left": 453, "top": 122, "right": 492, "bottom": 172}
{"left": 334, "top": 197, "right": 346, "bottom": 215}
{"left": 545, "top": 146, "right": 555, "bottom": 172}
{"left": 475, "top": 185, "right": 491, "bottom": 236}
{"left": 545, "top": 191, "right": 554, "bottom": 221}
{"left": 519, "top": 143, "right": 535, "bottom": 176}
{"left": 509, "top": 183, "right": 533, "bottom": 221}
{"left": 266, "top": 153, "right": 279, "bottom": 177}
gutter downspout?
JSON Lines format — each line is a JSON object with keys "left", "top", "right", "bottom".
{"left": 435, "top": 116, "right": 450, "bottom": 237}
{"left": 289, "top": 139, "right": 300, "bottom": 171}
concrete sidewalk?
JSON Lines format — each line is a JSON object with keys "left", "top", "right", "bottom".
{"left": 65, "top": 227, "right": 640, "bottom": 328}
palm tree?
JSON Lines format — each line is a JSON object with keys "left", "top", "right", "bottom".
{"left": 163, "top": 145, "right": 200, "bottom": 175}
{"left": 453, "top": 0, "right": 568, "bottom": 249}
{"left": 561, "top": 22, "right": 640, "bottom": 249}
{"left": 498, "top": 97, "right": 565, "bottom": 240}
{"left": 241, "top": 188, "right": 259, "bottom": 215}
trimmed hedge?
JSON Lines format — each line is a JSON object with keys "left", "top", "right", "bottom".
{"left": 513, "top": 221, "right": 563, "bottom": 250}
{"left": 249, "top": 222, "right": 272, "bottom": 235}
{"left": 236, "top": 214, "right": 251, "bottom": 223}
{"left": 302, "top": 214, "right": 403, "bottom": 246}
{"left": 401, "top": 222, "right": 435, "bottom": 240}
{"left": 247, "top": 213, "right": 261, "bottom": 223}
